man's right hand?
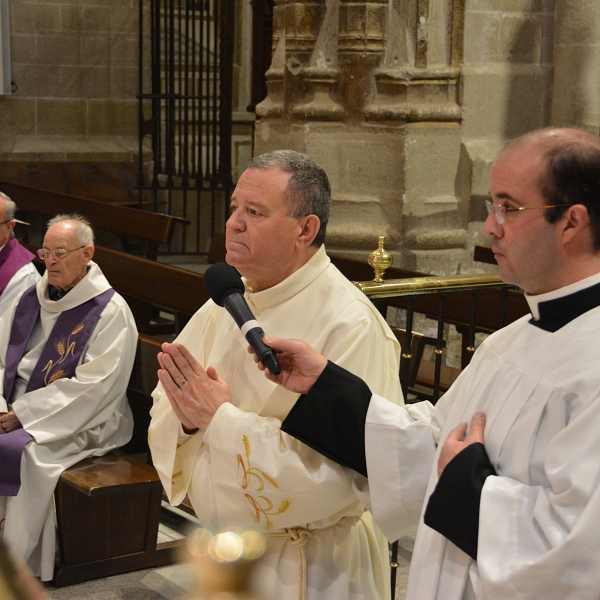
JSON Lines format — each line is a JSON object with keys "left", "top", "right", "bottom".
{"left": 0, "top": 411, "right": 22, "bottom": 434}
{"left": 250, "top": 336, "right": 327, "bottom": 394}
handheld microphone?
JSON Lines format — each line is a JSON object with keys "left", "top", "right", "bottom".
{"left": 203, "top": 262, "right": 281, "bottom": 375}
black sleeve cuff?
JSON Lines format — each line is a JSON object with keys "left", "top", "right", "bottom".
{"left": 423, "top": 442, "right": 496, "bottom": 560}
{"left": 281, "top": 361, "right": 372, "bottom": 477}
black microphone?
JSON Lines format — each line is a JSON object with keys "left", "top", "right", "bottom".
{"left": 203, "top": 262, "right": 281, "bottom": 375}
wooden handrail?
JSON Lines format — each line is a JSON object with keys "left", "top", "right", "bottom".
{"left": 2, "top": 181, "right": 184, "bottom": 259}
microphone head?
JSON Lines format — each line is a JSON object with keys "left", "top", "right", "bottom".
{"left": 204, "top": 262, "right": 245, "bottom": 307}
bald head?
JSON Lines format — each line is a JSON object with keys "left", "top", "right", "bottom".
{"left": 0, "top": 191, "right": 17, "bottom": 247}
{"left": 503, "top": 127, "right": 600, "bottom": 155}
{"left": 500, "top": 127, "right": 600, "bottom": 251}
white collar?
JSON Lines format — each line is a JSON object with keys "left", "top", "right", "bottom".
{"left": 36, "top": 261, "right": 112, "bottom": 313}
{"left": 526, "top": 271, "right": 600, "bottom": 320}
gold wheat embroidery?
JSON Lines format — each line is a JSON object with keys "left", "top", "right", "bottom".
{"left": 42, "top": 322, "right": 86, "bottom": 386}
{"left": 237, "top": 433, "right": 291, "bottom": 529}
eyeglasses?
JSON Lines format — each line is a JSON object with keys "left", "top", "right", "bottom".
{"left": 485, "top": 200, "right": 571, "bottom": 225}
{"left": 0, "top": 219, "right": 12, "bottom": 225}
{"left": 37, "top": 246, "right": 86, "bottom": 260}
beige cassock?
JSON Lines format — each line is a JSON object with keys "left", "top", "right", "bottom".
{"left": 0, "top": 262, "right": 137, "bottom": 581}
{"left": 149, "top": 246, "right": 402, "bottom": 600}
{"left": 362, "top": 271, "right": 600, "bottom": 600}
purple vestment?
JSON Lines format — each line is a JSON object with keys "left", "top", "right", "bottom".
{"left": 1, "top": 286, "right": 115, "bottom": 496}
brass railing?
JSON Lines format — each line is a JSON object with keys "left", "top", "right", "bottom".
{"left": 355, "top": 273, "right": 505, "bottom": 297}
{"left": 352, "top": 237, "right": 524, "bottom": 406}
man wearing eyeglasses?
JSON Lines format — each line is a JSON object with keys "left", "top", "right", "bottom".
{"left": 0, "top": 192, "right": 40, "bottom": 318}
{"left": 0, "top": 214, "right": 137, "bottom": 582}
{"left": 248, "top": 127, "right": 600, "bottom": 599}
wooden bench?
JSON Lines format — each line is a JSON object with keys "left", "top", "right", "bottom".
{"left": 93, "top": 245, "right": 208, "bottom": 335}
{"left": 53, "top": 335, "right": 181, "bottom": 587}
{"left": 93, "top": 246, "right": 208, "bottom": 318}
{"left": 54, "top": 453, "right": 178, "bottom": 587}
{"left": 0, "top": 161, "right": 140, "bottom": 206}
{"left": 2, "top": 180, "right": 182, "bottom": 260}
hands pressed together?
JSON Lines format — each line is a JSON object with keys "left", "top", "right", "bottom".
{"left": 158, "top": 335, "right": 327, "bottom": 434}
{"left": 160, "top": 335, "right": 486, "bottom": 479}
{"left": 157, "top": 342, "right": 231, "bottom": 433}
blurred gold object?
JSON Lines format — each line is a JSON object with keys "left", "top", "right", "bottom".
{"left": 368, "top": 236, "right": 393, "bottom": 283}
{"left": 186, "top": 527, "right": 267, "bottom": 599}
{"left": 0, "top": 541, "right": 47, "bottom": 600}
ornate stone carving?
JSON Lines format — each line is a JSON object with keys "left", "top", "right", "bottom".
{"left": 364, "top": 0, "right": 465, "bottom": 122}
{"left": 293, "top": 0, "right": 343, "bottom": 120}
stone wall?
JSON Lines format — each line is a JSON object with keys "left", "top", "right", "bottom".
{"left": 3, "top": 0, "right": 600, "bottom": 270}
{"left": 253, "top": 0, "right": 600, "bottom": 275}
{"left": 0, "top": 0, "right": 140, "bottom": 162}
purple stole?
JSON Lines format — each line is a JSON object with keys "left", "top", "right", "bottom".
{"left": 0, "top": 285, "right": 115, "bottom": 496}
{"left": 0, "top": 238, "right": 35, "bottom": 296}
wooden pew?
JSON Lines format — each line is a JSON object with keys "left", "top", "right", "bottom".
{"left": 390, "top": 327, "right": 461, "bottom": 402}
{"left": 53, "top": 335, "right": 181, "bottom": 587}
{"left": 0, "top": 161, "right": 139, "bottom": 206}
{"left": 2, "top": 181, "right": 181, "bottom": 260}
{"left": 92, "top": 245, "right": 208, "bottom": 335}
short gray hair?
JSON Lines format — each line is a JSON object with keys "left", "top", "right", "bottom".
{"left": 0, "top": 191, "right": 16, "bottom": 221}
{"left": 47, "top": 214, "right": 95, "bottom": 246}
{"left": 247, "top": 150, "right": 331, "bottom": 246}
{"left": 0, "top": 191, "right": 16, "bottom": 238}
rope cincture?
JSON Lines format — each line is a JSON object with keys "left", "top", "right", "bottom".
{"left": 269, "top": 514, "right": 360, "bottom": 600}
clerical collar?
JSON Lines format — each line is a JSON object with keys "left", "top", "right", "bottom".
{"left": 526, "top": 271, "right": 600, "bottom": 332}
{"left": 49, "top": 285, "right": 70, "bottom": 301}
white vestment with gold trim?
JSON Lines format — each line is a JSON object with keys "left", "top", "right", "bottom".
{"left": 149, "top": 246, "right": 402, "bottom": 600}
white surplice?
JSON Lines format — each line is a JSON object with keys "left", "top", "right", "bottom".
{"left": 0, "top": 259, "right": 40, "bottom": 317}
{"left": 0, "top": 261, "right": 137, "bottom": 581}
{"left": 149, "top": 246, "right": 401, "bottom": 600}
{"left": 361, "top": 272, "right": 600, "bottom": 600}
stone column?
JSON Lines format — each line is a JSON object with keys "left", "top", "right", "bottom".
{"left": 458, "top": 0, "right": 555, "bottom": 273}
{"left": 254, "top": 0, "right": 472, "bottom": 271}
{"left": 251, "top": 1, "right": 583, "bottom": 275}
{"left": 257, "top": 0, "right": 336, "bottom": 119}
{"left": 293, "top": 0, "right": 343, "bottom": 120}
{"left": 358, "top": 0, "right": 467, "bottom": 273}
{"left": 256, "top": 0, "right": 286, "bottom": 118}
{"left": 551, "top": 0, "right": 600, "bottom": 134}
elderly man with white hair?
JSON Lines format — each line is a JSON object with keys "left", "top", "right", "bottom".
{"left": 0, "top": 214, "right": 137, "bottom": 581}
{"left": 0, "top": 191, "right": 40, "bottom": 317}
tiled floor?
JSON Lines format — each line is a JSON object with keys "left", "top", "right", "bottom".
{"left": 42, "top": 507, "right": 416, "bottom": 600}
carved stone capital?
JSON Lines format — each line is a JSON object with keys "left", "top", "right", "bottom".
{"left": 292, "top": 65, "right": 344, "bottom": 120}
{"left": 364, "top": 66, "right": 462, "bottom": 122}
{"left": 255, "top": 68, "right": 285, "bottom": 118}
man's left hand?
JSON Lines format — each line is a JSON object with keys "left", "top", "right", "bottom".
{"left": 158, "top": 342, "right": 231, "bottom": 432}
{"left": 0, "top": 411, "right": 23, "bottom": 434}
{"left": 437, "top": 411, "right": 486, "bottom": 477}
